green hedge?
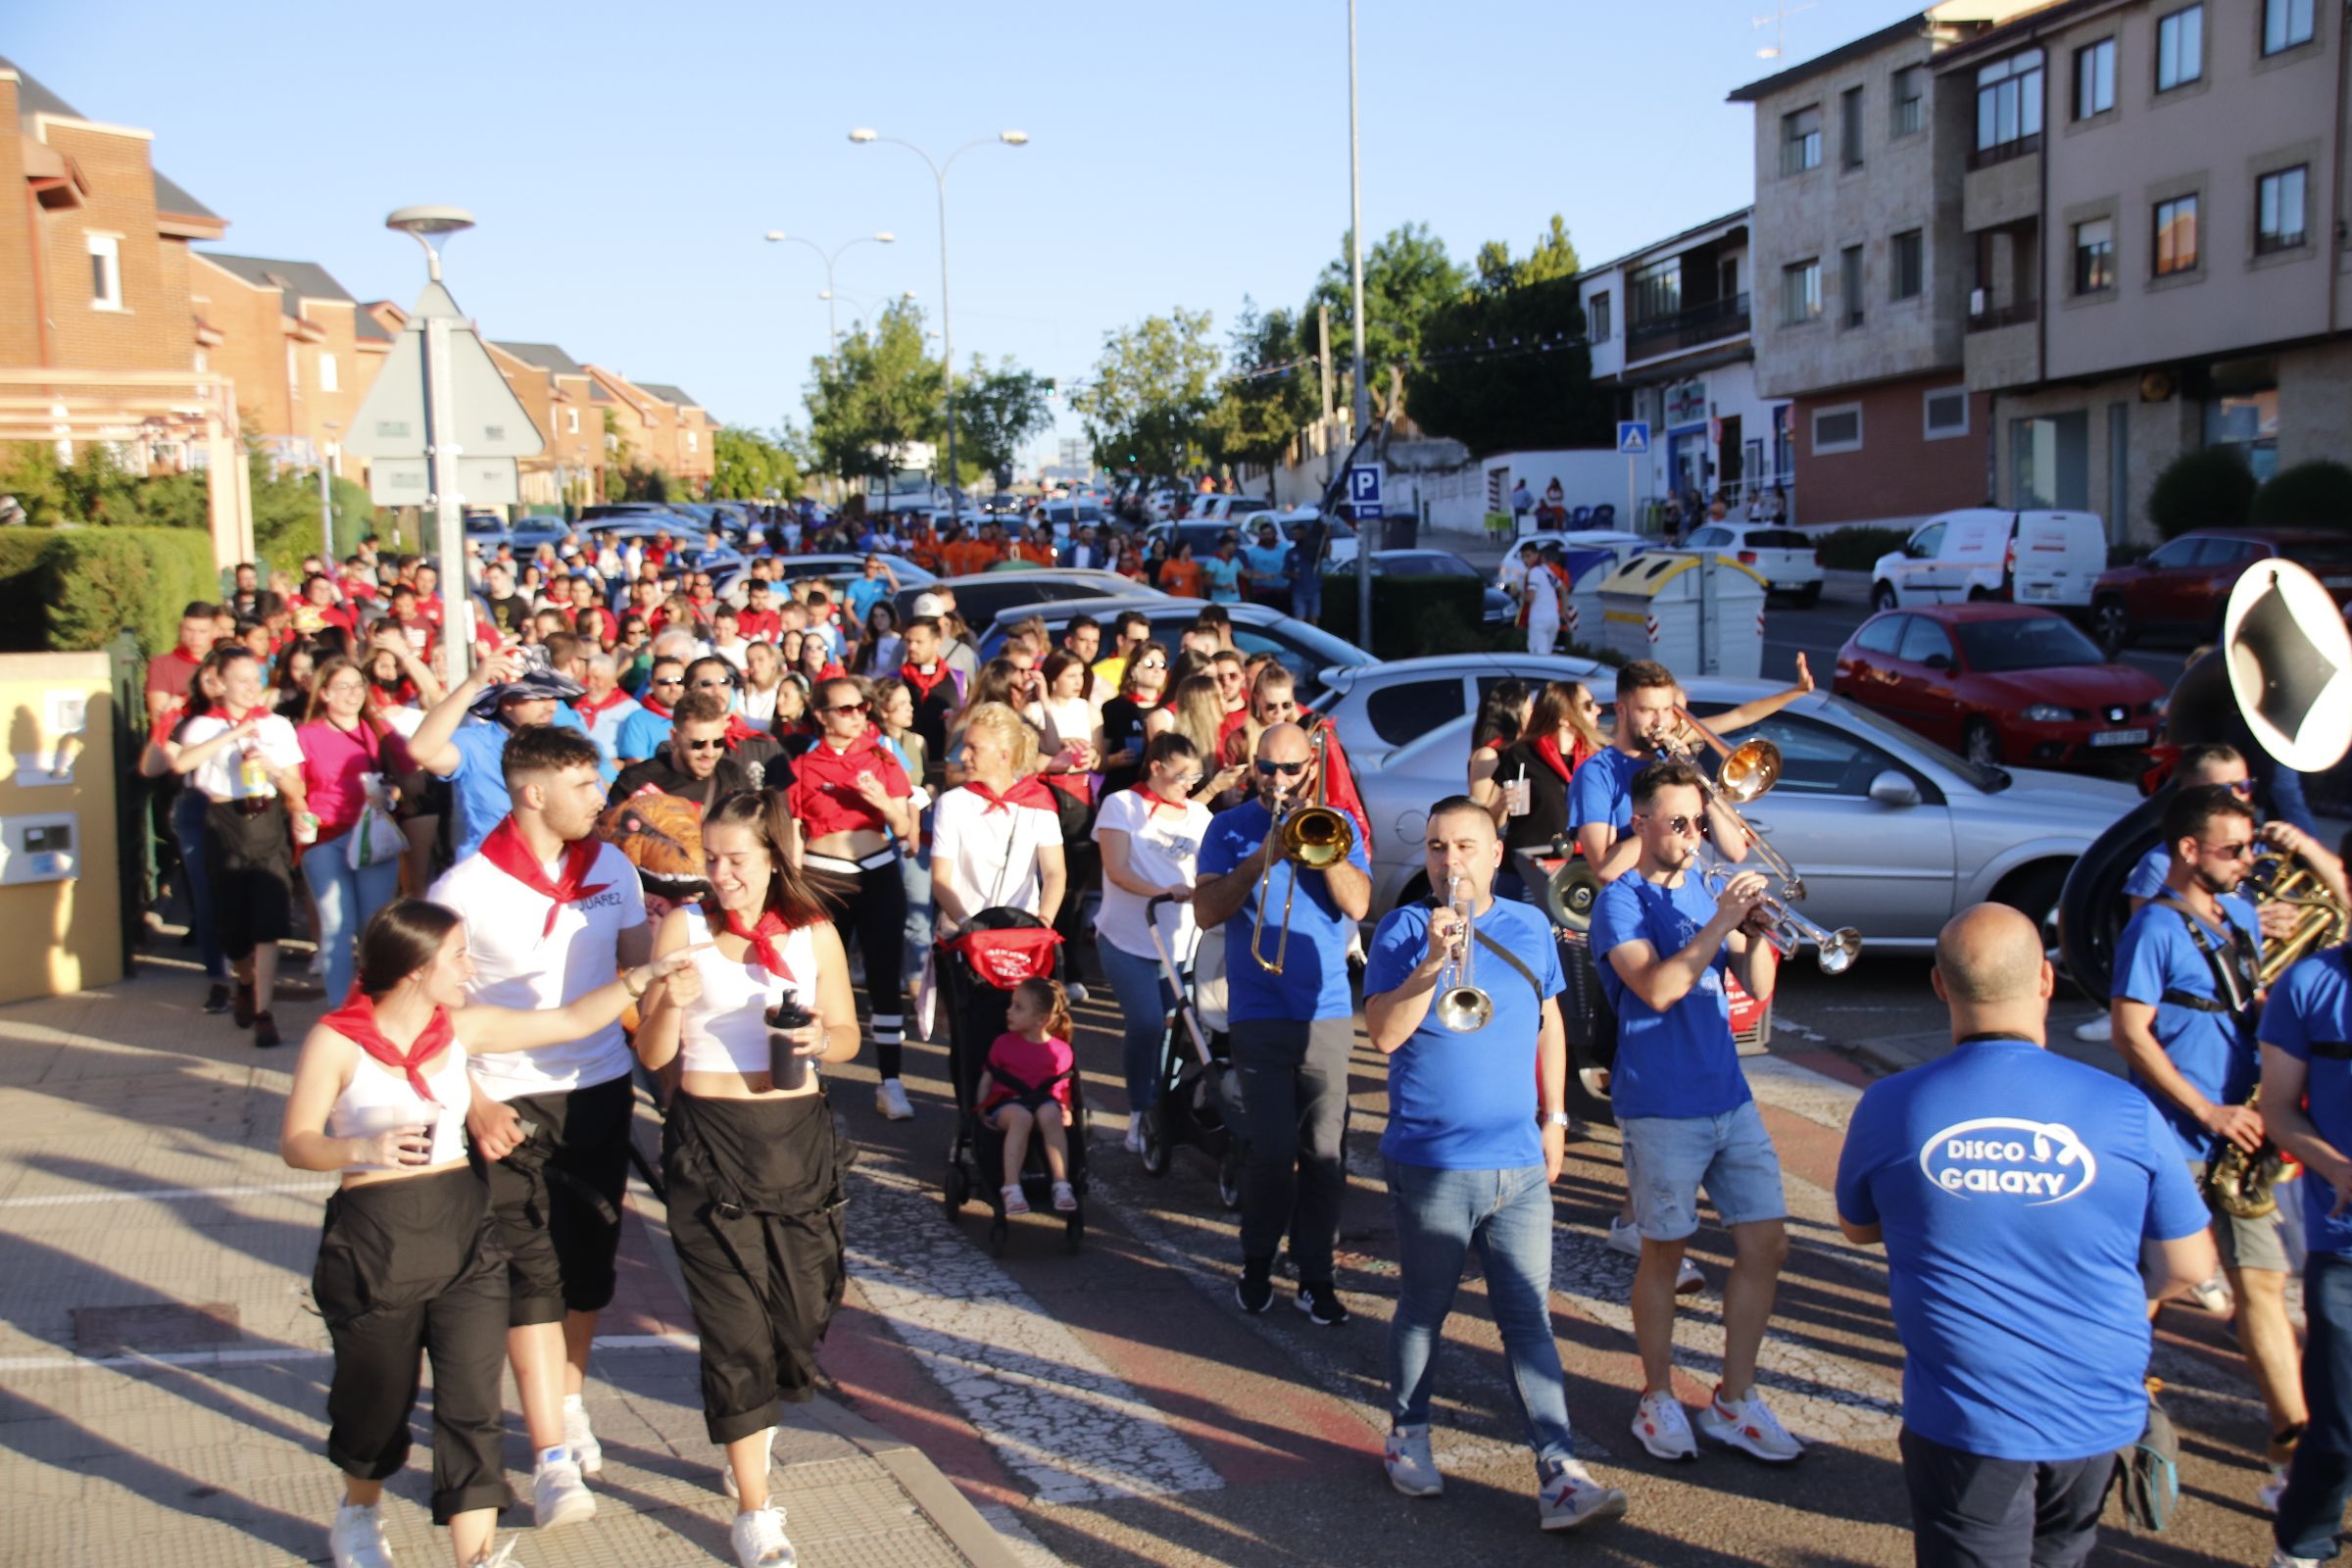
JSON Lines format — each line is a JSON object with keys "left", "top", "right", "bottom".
{"left": 0, "top": 527, "right": 217, "bottom": 659}
{"left": 2251, "top": 460, "right": 2352, "bottom": 532}
{"left": 2150, "top": 447, "right": 2257, "bottom": 539}
{"left": 1816, "top": 525, "right": 1910, "bottom": 571}
{"left": 1316, "top": 574, "right": 1487, "bottom": 658}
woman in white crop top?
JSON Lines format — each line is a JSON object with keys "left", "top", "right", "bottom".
{"left": 633, "top": 790, "right": 859, "bottom": 1567}
{"left": 279, "top": 898, "right": 695, "bottom": 1568}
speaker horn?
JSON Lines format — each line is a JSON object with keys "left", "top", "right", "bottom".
{"left": 2223, "top": 559, "right": 2352, "bottom": 775}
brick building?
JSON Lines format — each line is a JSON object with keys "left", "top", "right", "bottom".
{"left": 636, "top": 382, "right": 715, "bottom": 489}
{"left": 493, "top": 341, "right": 605, "bottom": 506}
{"left": 191, "top": 252, "right": 388, "bottom": 473}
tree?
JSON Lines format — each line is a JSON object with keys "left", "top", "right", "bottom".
{"left": 1203, "top": 298, "right": 1319, "bottom": 481}
{"left": 1304, "top": 222, "right": 1470, "bottom": 419}
{"left": 804, "top": 298, "right": 944, "bottom": 493}
{"left": 601, "top": 410, "right": 631, "bottom": 502}
{"left": 2148, "top": 447, "right": 2258, "bottom": 538}
{"left": 2251, "top": 459, "right": 2352, "bottom": 531}
{"left": 1407, "top": 219, "right": 1607, "bottom": 456}
{"left": 1073, "top": 308, "right": 1223, "bottom": 476}
{"left": 711, "top": 425, "right": 801, "bottom": 500}
{"left": 955, "top": 359, "right": 1052, "bottom": 491}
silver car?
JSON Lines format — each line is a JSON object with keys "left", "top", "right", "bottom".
{"left": 1346, "top": 678, "right": 2138, "bottom": 950}
{"left": 1318, "top": 654, "right": 1607, "bottom": 769}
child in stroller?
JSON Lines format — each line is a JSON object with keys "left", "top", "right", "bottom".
{"left": 976, "top": 978, "right": 1079, "bottom": 1215}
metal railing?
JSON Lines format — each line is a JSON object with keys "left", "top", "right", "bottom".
{"left": 1626, "top": 294, "right": 1751, "bottom": 361}
{"left": 1966, "top": 298, "right": 2038, "bottom": 332}
{"left": 1967, "top": 132, "right": 2040, "bottom": 171}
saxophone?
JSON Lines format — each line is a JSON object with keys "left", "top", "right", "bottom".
{"left": 2206, "top": 1087, "right": 2288, "bottom": 1220}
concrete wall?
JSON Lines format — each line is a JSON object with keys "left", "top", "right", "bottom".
{"left": 0, "top": 654, "right": 122, "bottom": 1003}
{"left": 1988, "top": 374, "right": 2197, "bottom": 539}
{"left": 1793, "top": 373, "right": 1991, "bottom": 524}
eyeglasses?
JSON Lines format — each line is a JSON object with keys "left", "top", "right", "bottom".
{"left": 651, "top": 677, "right": 684, "bottom": 688}
{"left": 1136, "top": 659, "right": 1166, "bottom": 670}
{"left": 1635, "top": 812, "right": 1708, "bottom": 838}
{"left": 1255, "top": 760, "right": 1308, "bottom": 777}
{"left": 682, "top": 737, "right": 728, "bottom": 752}
{"left": 825, "top": 700, "right": 870, "bottom": 716}
{"left": 2202, "top": 840, "right": 2257, "bottom": 859}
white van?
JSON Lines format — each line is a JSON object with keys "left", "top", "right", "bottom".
{"left": 1869, "top": 509, "right": 2107, "bottom": 611}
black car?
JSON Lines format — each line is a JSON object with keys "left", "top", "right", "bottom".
{"left": 894, "top": 570, "right": 1156, "bottom": 630}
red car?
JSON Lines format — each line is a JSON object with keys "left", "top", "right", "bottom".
{"left": 2090, "top": 528, "right": 2352, "bottom": 656}
{"left": 1833, "top": 603, "right": 2168, "bottom": 769}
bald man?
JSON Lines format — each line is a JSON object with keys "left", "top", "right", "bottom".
{"left": 1836, "top": 905, "right": 2216, "bottom": 1568}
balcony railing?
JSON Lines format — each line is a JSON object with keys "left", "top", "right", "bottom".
{"left": 1967, "top": 297, "right": 2038, "bottom": 332}
{"left": 1626, "top": 293, "right": 1750, "bottom": 360}
{"left": 1967, "top": 132, "right": 2040, "bottom": 172}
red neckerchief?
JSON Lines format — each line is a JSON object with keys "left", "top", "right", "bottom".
{"left": 639, "top": 693, "right": 673, "bottom": 720}
{"left": 478, "top": 816, "right": 612, "bottom": 938}
{"left": 723, "top": 907, "right": 796, "bottom": 981}
{"left": 721, "top": 712, "right": 764, "bottom": 748}
{"left": 322, "top": 991, "right": 455, "bottom": 1105}
{"left": 963, "top": 775, "right": 1056, "bottom": 814}
{"left": 902, "top": 662, "right": 954, "bottom": 703}
{"left": 1135, "top": 786, "right": 1185, "bottom": 814}
{"left": 222, "top": 704, "right": 270, "bottom": 727}
{"left": 1532, "top": 733, "right": 1575, "bottom": 785}
{"left": 575, "top": 687, "right": 631, "bottom": 718}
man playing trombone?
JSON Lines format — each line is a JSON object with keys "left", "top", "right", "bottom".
{"left": 1195, "top": 721, "right": 1372, "bottom": 1326}
{"left": 1363, "top": 797, "right": 1629, "bottom": 1531}
{"left": 1592, "top": 760, "right": 1801, "bottom": 1465}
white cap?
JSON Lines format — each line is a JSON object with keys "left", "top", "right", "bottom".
{"left": 911, "top": 592, "right": 951, "bottom": 618}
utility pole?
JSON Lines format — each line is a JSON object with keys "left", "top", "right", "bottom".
{"left": 317, "top": 420, "right": 340, "bottom": 560}
{"left": 1348, "top": 0, "right": 1374, "bottom": 645}
{"left": 1316, "top": 303, "right": 1336, "bottom": 483}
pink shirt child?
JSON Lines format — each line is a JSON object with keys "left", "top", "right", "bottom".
{"left": 979, "top": 1031, "right": 1075, "bottom": 1114}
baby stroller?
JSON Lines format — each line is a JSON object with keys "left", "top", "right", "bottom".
{"left": 1135, "top": 895, "right": 1246, "bottom": 1209}
{"left": 936, "top": 907, "right": 1089, "bottom": 1254}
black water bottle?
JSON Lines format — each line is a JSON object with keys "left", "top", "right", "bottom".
{"left": 765, "top": 993, "right": 816, "bottom": 1091}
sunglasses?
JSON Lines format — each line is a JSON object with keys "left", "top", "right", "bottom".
{"left": 651, "top": 677, "right": 684, "bottom": 688}
{"left": 1136, "top": 659, "right": 1166, "bottom": 670}
{"left": 2223, "top": 779, "right": 2256, "bottom": 797}
{"left": 1255, "top": 760, "right": 1308, "bottom": 777}
{"left": 682, "top": 737, "right": 728, "bottom": 752}
{"left": 1636, "top": 812, "right": 1708, "bottom": 838}
{"left": 826, "top": 700, "right": 870, "bottom": 716}
{"left": 2202, "top": 840, "right": 2257, "bottom": 859}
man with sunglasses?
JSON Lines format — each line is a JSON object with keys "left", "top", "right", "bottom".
{"left": 613, "top": 658, "right": 687, "bottom": 764}
{"left": 2120, "top": 745, "right": 2347, "bottom": 915}
{"left": 2113, "top": 783, "right": 2307, "bottom": 1499}
{"left": 1591, "top": 760, "right": 1797, "bottom": 1465}
{"left": 609, "top": 690, "right": 758, "bottom": 812}
{"left": 1093, "top": 612, "right": 1152, "bottom": 693}
{"left": 1195, "top": 722, "right": 1373, "bottom": 1327}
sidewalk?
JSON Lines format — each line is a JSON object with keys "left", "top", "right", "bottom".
{"left": 0, "top": 960, "right": 1022, "bottom": 1568}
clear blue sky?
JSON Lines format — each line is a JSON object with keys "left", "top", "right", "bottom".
{"left": 19, "top": 0, "right": 1916, "bottom": 468}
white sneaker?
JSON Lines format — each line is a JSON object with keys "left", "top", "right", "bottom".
{"left": 875, "top": 1080, "right": 913, "bottom": 1121}
{"left": 329, "top": 1501, "right": 394, "bottom": 1568}
{"left": 1631, "top": 1391, "right": 1697, "bottom": 1461}
{"left": 2274, "top": 1552, "right": 2321, "bottom": 1568}
{"left": 562, "top": 1395, "right": 602, "bottom": 1477}
{"left": 1537, "top": 1456, "right": 1628, "bottom": 1532}
{"left": 720, "top": 1427, "right": 776, "bottom": 1500}
{"left": 731, "top": 1503, "right": 796, "bottom": 1568}
{"left": 1123, "top": 1112, "right": 1146, "bottom": 1155}
{"left": 464, "top": 1539, "right": 519, "bottom": 1568}
{"left": 1675, "top": 1256, "right": 1705, "bottom": 1296}
{"left": 1607, "top": 1219, "right": 1705, "bottom": 1295}
{"left": 2259, "top": 1464, "right": 2289, "bottom": 1511}
{"left": 1696, "top": 1387, "right": 1805, "bottom": 1463}
{"left": 1383, "top": 1424, "right": 1443, "bottom": 1496}
{"left": 2071, "top": 1013, "right": 2112, "bottom": 1043}
{"left": 1065, "top": 982, "right": 1090, "bottom": 1004}
{"left": 532, "top": 1455, "right": 596, "bottom": 1530}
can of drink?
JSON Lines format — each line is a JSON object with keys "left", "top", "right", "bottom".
{"left": 240, "top": 756, "right": 270, "bottom": 796}
{"left": 292, "top": 811, "right": 319, "bottom": 846}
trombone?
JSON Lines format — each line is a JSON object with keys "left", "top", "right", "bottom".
{"left": 1250, "top": 728, "right": 1357, "bottom": 974}
{"left": 1701, "top": 862, "right": 1864, "bottom": 975}
{"left": 1652, "top": 706, "right": 1808, "bottom": 901}
{"left": 1434, "top": 872, "right": 1494, "bottom": 1032}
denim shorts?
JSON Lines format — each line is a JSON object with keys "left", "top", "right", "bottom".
{"left": 1620, "top": 1100, "right": 1787, "bottom": 1241}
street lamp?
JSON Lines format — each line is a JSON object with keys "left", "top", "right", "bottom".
{"left": 849, "top": 126, "right": 1028, "bottom": 517}
{"left": 763, "top": 228, "right": 895, "bottom": 354}
{"left": 318, "top": 418, "right": 341, "bottom": 560}
{"left": 386, "top": 203, "right": 477, "bottom": 679}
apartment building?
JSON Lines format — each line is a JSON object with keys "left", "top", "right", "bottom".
{"left": 1578, "top": 208, "right": 1793, "bottom": 513}
{"left": 638, "top": 383, "right": 715, "bottom": 490}
{"left": 191, "top": 252, "right": 388, "bottom": 472}
{"left": 1731, "top": 4, "right": 2047, "bottom": 525}
{"left": 1937, "top": 0, "right": 2351, "bottom": 541}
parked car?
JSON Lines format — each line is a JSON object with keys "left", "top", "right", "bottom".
{"left": 973, "top": 596, "right": 1375, "bottom": 702}
{"left": 1353, "top": 682, "right": 2138, "bottom": 948}
{"left": 2089, "top": 527, "right": 2352, "bottom": 655}
{"left": 1313, "top": 654, "right": 1607, "bottom": 769}
{"left": 1678, "top": 522, "right": 1825, "bottom": 606}
{"left": 1363, "top": 550, "right": 1518, "bottom": 626}
{"left": 1832, "top": 603, "right": 2167, "bottom": 769}
{"left": 1190, "top": 495, "right": 1277, "bottom": 524}
{"left": 1870, "top": 509, "right": 2107, "bottom": 612}
{"left": 711, "top": 553, "right": 933, "bottom": 609}
{"left": 898, "top": 569, "right": 1157, "bottom": 631}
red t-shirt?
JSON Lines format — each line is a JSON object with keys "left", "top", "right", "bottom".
{"left": 145, "top": 645, "right": 201, "bottom": 704}
{"left": 737, "top": 608, "right": 782, "bottom": 642}
{"left": 786, "top": 730, "right": 911, "bottom": 839}
{"left": 980, "top": 1031, "right": 1075, "bottom": 1112}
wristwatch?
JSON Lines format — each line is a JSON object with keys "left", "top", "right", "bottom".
{"left": 1542, "top": 1110, "right": 1574, "bottom": 1129}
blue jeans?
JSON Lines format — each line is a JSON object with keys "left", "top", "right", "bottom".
{"left": 899, "top": 844, "right": 933, "bottom": 984}
{"left": 302, "top": 841, "right": 400, "bottom": 1003}
{"left": 1290, "top": 578, "right": 1322, "bottom": 623}
{"left": 2278, "top": 1250, "right": 2352, "bottom": 1560}
{"left": 1098, "top": 938, "right": 1173, "bottom": 1111}
{"left": 172, "top": 786, "right": 226, "bottom": 981}
{"left": 1384, "top": 1159, "right": 1576, "bottom": 1465}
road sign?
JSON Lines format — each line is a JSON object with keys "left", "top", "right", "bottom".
{"left": 344, "top": 281, "right": 542, "bottom": 461}
{"left": 1347, "top": 463, "right": 1384, "bottom": 515}
{"left": 1616, "top": 420, "right": 1651, "bottom": 457}
{"left": 368, "top": 456, "right": 519, "bottom": 509}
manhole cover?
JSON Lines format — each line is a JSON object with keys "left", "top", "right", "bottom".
{"left": 73, "top": 1302, "right": 240, "bottom": 1353}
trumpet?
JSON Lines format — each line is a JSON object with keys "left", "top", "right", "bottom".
{"left": 1701, "top": 862, "right": 1864, "bottom": 975}
{"left": 1434, "top": 873, "right": 1494, "bottom": 1032}
{"left": 1653, "top": 706, "right": 1807, "bottom": 901}
{"left": 1250, "top": 728, "right": 1358, "bottom": 974}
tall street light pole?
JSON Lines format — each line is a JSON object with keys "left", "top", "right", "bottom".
{"left": 1348, "top": 0, "right": 1374, "bottom": 645}
{"left": 763, "top": 229, "right": 895, "bottom": 356}
{"left": 850, "top": 126, "right": 1028, "bottom": 519}
{"left": 317, "top": 418, "right": 340, "bottom": 560}
{"left": 386, "top": 204, "right": 476, "bottom": 682}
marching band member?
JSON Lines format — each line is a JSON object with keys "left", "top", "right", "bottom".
{"left": 1364, "top": 797, "right": 1628, "bottom": 1531}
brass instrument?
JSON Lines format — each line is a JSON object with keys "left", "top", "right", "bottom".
{"left": 1544, "top": 855, "right": 1603, "bottom": 935}
{"left": 2248, "top": 852, "right": 2350, "bottom": 988}
{"left": 1249, "top": 728, "right": 1358, "bottom": 974}
{"left": 2206, "top": 1087, "right": 2288, "bottom": 1219}
{"left": 1434, "top": 872, "right": 1494, "bottom": 1032}
{"left": 1655, "top": 706, "right": 1807, "bottom": 901}
{"left": 1701, "top": 864, "right": 1864, "bottom": 975}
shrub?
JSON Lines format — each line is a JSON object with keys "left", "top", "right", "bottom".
{"left": 1316, "top": 573, "right": 1487, "bottom": 658}
{"left": 2251, "top": 460, "right": 2352, "bottom": 532}
{"left": 0, "top": 527, "right": 217, "bottom": 659}
{"left": 2148, "top": 447, "right": 2257, "bottom": 539}
{"left": 1815, "top": 525, "right": 1910, "bottom": 571}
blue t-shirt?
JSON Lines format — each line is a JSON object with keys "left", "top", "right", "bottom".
{"left": 2112, "top": 895, "right": 2263, "bottom": 1159}
{"left": 2122, "top": 843, "right": 2169, "bottom": 902}
{"left": 1367, "top": 897, "right": 1563, "bottom": 1170}
{"left": 844, "top": 576, "right": 890, "bottom": 624}
{"left": 1198, "top": 798, "right": 1370, "bottom": 1023}
{"left": 1200, "top": 555, "right": 1244, "bottom": 604}
{"left": 1242, "top": 543, "right": 1289, "bottom": 586}
{"left": 1836, "top": 1039, "right": 2209, "bottom": 1461}
{"left": 613, "top": 705, "right": 671, "bottom": 764}
{"left": 445, "top": 710, "right": 609, "bottom": 860}
{"left": 2260, "top": 951, "right": 2352, "bottom": 1257}
{"left": 1590, "top": 872, "right": 1744, "bottom": 1119}
{"left": 1567, "top": 746, "right": 1643, "bottom": 836}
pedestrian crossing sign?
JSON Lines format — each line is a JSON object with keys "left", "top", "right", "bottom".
{"left": 1616, "top": 421, "right": 1651, "bottom": 456}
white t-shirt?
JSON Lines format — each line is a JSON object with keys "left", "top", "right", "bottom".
{"left": 933, "top": 783, "right": 1058, "bottom": 917}
{"left": 428, "top": 840, "right": 649, "bottom": 1100}
{"left": 180, "top": 711, "right": 304, "bottom": 801}
{"left": 1091, "top": 788, "right": 1210, "bottom": 959}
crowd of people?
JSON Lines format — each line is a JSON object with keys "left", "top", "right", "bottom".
{"left": 125, "top": 513, "right": 2352, "bottom": 1568}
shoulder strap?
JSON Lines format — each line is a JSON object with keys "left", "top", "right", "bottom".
{"left": 2148, "top": 897, "right": 2253, "bottom": 1016}
{"left": 1422, "top": 896, "right": 1544, "bottom": 1006}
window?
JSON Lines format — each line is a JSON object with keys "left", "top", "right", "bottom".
{"left": 1589, "top": 291, "right": 1611, "bottom": 341}
{"left": 86, "top": 235, "right": 122, "bottom": 311}
{"left": 565, "top": 408, "right": 580, "bottom": 434}
{"left": 686, "top": 430, "right": 699, "bottom": 454}
{"left": 1892, "top": 66, "right": 1926, "bottom": 135}
{"left": 2013, "top": 412, "right": 2090, "bottom": 508}
{"left": 1783, "top": 105, "right": 1823, "bottom": 173}
{"left": 2205, "top": 356, "right": 2279, "bottom": 479}
{"left": 1364, "top": 681, "right": 1467, "bottom": 747}
{"left": 318, "top": 352, "right": 338, "bottom": 393}
{"left": 2157, "top": 6, "right": 2202, "bottom": 89}
{"left": 2153, "top": 194, "right": 2199, "bottom": 275}
{"left": 2144, "top": 536, "right": 2203, "bottom": 569}
{"left": 1840, "top": 86, "right": 1866, "bottom": 169}
{"left": 2073, "top": 219, "right": 2115, "bottom": 292}
{"left": 2264, "top": 0, "right": 2314, "bottom": 55}
{"left": 1855, "top": 614, "right": 1906, "bottom": 656}
{"left": 1925, "top": 387, "right": 1970, "bottom": 439}
{"left": 2258, "top": 166, "right": 2309, "bottom": 253}
{"left": 1891, "top": 229, "right": 1924, "bottom": 299}
{"left": 1630, "top": 259, "right": 1680, "bottom": 324}
{"left": 1896, "top": 617, "right": 1957, "bottom": 666}
{"left": 1840, "top": 245, "right": 1866, "bottom": 326}
{"left": 1975, "top": 48, "right": 2044, "bottom": 154}
{"left": 2074, "top": 38, "right": 2115, "bottom": 118}
{"left": 1782, "top": 259, "right": 1822, "bottom": 324}
{"left": 1812, "top": 403, "right": 1863, "bottom": 454}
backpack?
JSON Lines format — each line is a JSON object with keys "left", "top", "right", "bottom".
{"left": 2110, "top": 1380, "right": 2180, "bottom": 1533}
